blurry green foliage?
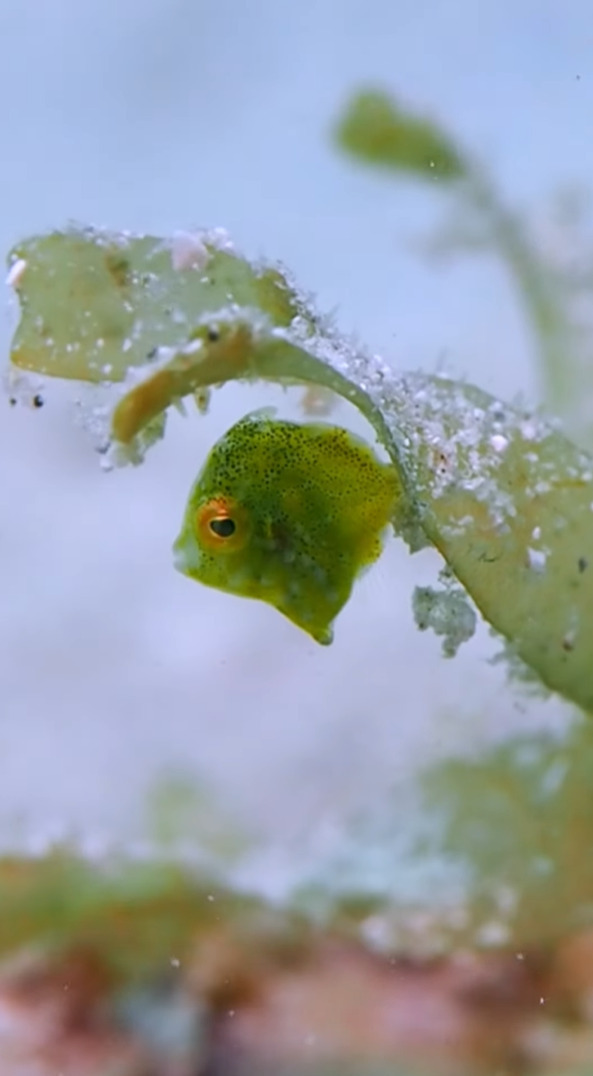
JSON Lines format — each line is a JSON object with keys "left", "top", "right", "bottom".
{"left": 0, "top": 852, "right": 254, "bottom": 981}
{"left": 146, "top": 772, "right": 252, "bottom": 862}
{"left": 335, "top": 89, "right": 467, "bottom": 182}
{"left": 421, "top": 717, "right": 593, "bottom": 947}
{"left": 335, "top": 88, "right": 593, "bottom": 444}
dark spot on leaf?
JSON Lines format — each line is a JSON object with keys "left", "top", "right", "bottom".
{"left": 32, "top": 394, "right": 44, "bottom": 408}
{"left": 578, "top": 557, "right": 588, "bottom": 573}
{"left": 104, "top": 251, "right": 130, "bottom": 289}
{"left": 207, "top": 328, "right": 220, "bottom": 343}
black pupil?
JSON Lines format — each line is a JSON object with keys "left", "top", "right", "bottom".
{"left": 210, "top": 517, "right": 236, "bottom": 538}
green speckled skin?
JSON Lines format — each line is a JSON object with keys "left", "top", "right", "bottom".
{"left": 173, "top": 413, "right": 399, "bottom": 644}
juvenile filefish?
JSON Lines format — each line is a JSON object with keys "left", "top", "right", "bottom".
{"left": 173, "top": 412, "right": 399, "bottom": 644}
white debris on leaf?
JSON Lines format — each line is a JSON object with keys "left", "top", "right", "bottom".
{"left": 70, "top": 374, "right": 168, "bottom": 471}
{"left": 170, "top": 231, "right": 211, "bottom": 272}
{"left": 5, "top": 257, "right": 27, "bottom": 289}
{"left": 527, "top": 547, "right": 547, "bottom": 573}
{"left": 300, "top": 385, "right": 337, "bottom": 416}
{"left": 3, "top": 364, "right": 45, "bottom": 409}
{"left": 295, "top": 320, "right": 593, "bottom": 556}
{"left": 201, "top": 226, "right": 236, "bottom": 254}
{"left": 490, "top": 433, "right": 509, "bottom": 453}
{"left": 412, "top": 584, "right": 477, "bottom": 657}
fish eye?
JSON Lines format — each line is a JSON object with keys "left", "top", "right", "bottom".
{"left": 196, "top": 497, "right": 247, "bottom": 552}
{"left": 209, "top": 517, "right": 236, "bottom": 538}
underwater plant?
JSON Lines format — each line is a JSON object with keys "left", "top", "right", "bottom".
{"left": 4, "top": 94, "right": 593, "bottom": 717}
{"left": 4, "top": 84, "right": 593, "bottom": 1076}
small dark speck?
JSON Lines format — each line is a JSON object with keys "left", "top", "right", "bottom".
{"left": 146, "top": 346, "right": 158, "bottom": 361}
{"left": 32, "top": 394, "right": 44, "bottom": 408}
{"left": 207, "top": 328, "right": 220, "bottom": 342}
{"left": 578, "top": 556, "right": 588, "bottom": 573}
{"left": 8, "top": 397, "right": 17, "bottom": 407}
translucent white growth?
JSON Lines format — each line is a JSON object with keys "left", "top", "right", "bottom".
{"left": 412, "top": 584, "right": 477, "bottom": 657}
{"left": 6, "top": 257, "right": 27, "bottom": 289}
{"left": 201, "top": 226, "right": 236, "bottom": 253}
{"left": 170, "top": 231, "right": 211, "bottom": 272}
{"left": 490, "top": 433, "right": 509, "bottom": 453}
{"left": 3, "top": 363, "right": 45, "bottom": 409}
{"left": 527, "top": 547, "right": 547, "bottom": 573}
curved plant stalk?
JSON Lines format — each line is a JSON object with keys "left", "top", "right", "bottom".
{"left": 466, "top": 168, "right": 580, "bottom": 425}
{"left": 5, "top": 227, "right": 593, "bottom": 714}
{"left": 335, "top": 89, "right": 586, "bottom": 436}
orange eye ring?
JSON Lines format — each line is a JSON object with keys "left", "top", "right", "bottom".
{"left": 195, "top": 497, "right": 248, "bottom": 552}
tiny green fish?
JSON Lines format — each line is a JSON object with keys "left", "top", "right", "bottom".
{"left": 173, "top": 412, "right": 399, "bottom": 644}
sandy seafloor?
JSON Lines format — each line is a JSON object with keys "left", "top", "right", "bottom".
{"left": 0, "top": 0, "right": 590, "bottom": 902}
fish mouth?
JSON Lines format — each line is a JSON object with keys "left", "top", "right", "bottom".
{"left": 172, "top": 532, "right": 196, "bottom": 575}
{"left": 173, "top": 545, "right": 187, "bottom": 574}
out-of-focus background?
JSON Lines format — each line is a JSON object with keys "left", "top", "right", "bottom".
{"left": 0, "top": 0, "right": 589, "bottom": 898}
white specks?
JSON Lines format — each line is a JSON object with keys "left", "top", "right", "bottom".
{"left": 205, "top": 226, "right": 236, "bottom": 253}
{"left": 360, "top": 914, "right": 394, "bottom": 953}
{"left": 170, "top": 957, "right": 181, "bottom": 969}
{"left": 520, "top": 420, "right": 539, "bottom": 442}
{"left": 531, "top": 526, "right": 541, "bottom": 541}
{"left": 3, "top": 364, "right": 45, "bottom": 408}
{"left": 6, "top": 257, "right": 27, "bottom": 289}
{"left": 489, "top": 433, "right": 508, "bottom": 453}
{"left": 412, "top": 585, "right": 477, "bottom": 657}
{"left": 207, "top": 893, "right": 215, "bottom": 902}
{"left": 183, "top": 337, "right": 205, "bottom": 357}
{"left": 494, "top": 885, "right": 517, "bottom": 915}
{"left": 475, "top": 920, "right": 510, "bottom": 947}
{"left": 527, "top": 547, "right": 547, "bottom": 573}
{"left": 170, "top": 231, "right": 211, "bottom": 272}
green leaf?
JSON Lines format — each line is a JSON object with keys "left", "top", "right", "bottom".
{"left": 334, "top": 89, "right": 467, "bottom": 182}
{"left": 7, "top": 227, "right": 310, "bottom": 383}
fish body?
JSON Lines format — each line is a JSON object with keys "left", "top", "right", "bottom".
{"left": 173, "top": 412, "right": 398, "bottom": 644}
